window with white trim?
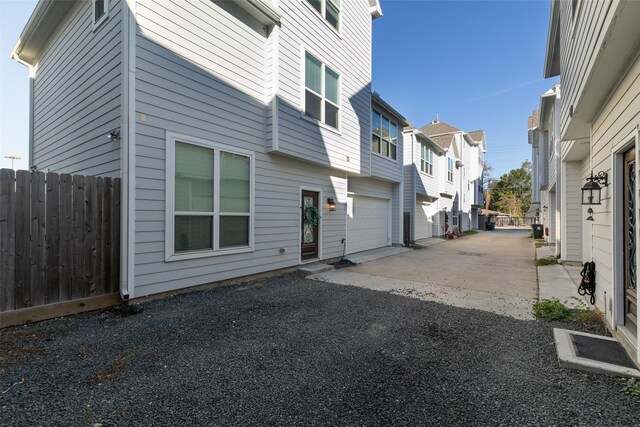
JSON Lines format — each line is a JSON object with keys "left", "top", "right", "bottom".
{"left": 372, "top": 110, "right": 398, "bottom": 160}
{"left": 420, "top": 143, "right": 433, "bottom": 175}
{"left": 447, "top": 157, "right": 454, "bottom": 182}
{"left": 93, "top": 0, "right": 108, "bottom": 27}
{"left": 305, "top": 52, "right": 340, "bottom": 129}
{"left": 167, "top": 136, "right": 254, "bottom": 259}
{"left": 306, "top": 0, "right": 340, "bottom": 30}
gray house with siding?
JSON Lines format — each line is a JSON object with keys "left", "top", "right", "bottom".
{"left": 11, "top": 0, "right": 400, "bottom": 300}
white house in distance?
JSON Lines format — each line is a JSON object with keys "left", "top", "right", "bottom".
{"left": 402, "top": 127, "right": 446, "bottom": 240}
{"left": 543, "top": 0, "right": 640, "bottom": 363}
{"left": 528, "top": 85, "right": 563, "bottom": 257}
{"left": 10, "top": 0, "right": 405, "bottom": 300}
{"left": 411, "top": 120, "right": 486, "bottom": 237}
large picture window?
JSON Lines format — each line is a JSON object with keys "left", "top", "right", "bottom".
{"left": 306, "top": 0, "right": 340, "bottom": 30}
{"left": 447, "top": 157, "right": 454, "bottom": 182}
{"left": 420, "top": 144, "right": 433, "bottom": 175}
{"left": 166, "top": 133, "right": 254, "bottom": 261}
{"left": 305, "top": 52, "right": 340, "bottom": 129}
{"left": 372, "top": 110, "right": 398, "bottom": 160}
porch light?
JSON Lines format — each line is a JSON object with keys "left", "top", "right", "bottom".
{"left": 327, "top": 197, "right": 336, "bottom": 211}
{"left": 586, "top": 207, "right": 594, "bottom": 222}
{"left": 581, "top": 171, "right": 608, "bottom": 205}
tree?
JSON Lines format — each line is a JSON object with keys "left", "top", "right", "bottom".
{"left": 488, "top": 161, "right": 532, "bottom": 217}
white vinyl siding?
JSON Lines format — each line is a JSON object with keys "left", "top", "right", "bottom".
{"left": 31, "top": 0, "right": 122, "bottom": 177}
{"left": 274, "top": 0, "right": 371, "bottom": 174}
{"left": 133, "top": 0, "right": 370, "bottom": 297}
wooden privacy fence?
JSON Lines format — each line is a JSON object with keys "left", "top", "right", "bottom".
{"left": 0, "top": 169, "right": 121, "bottom": 316}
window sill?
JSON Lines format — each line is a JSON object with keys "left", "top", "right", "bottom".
{"left": 166, "top": 246, "right": 254, "bottom": 262}
{"left": 371, "top": 151, "right": 398, "bottom": 163}
{"left": 418, "top": 170, "right": 433, "bottom": 178}
{"left": 301, "top": 0, "right": 343, "bottom": 40}
{"left": 92, "top": 13, "right": 109, "bottom": 32}
{"left": 300, "top": 113, "right": 341, "bottom": 135}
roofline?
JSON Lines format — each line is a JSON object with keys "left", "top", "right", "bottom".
{"left": 543, "top": 0, "right": 560, "bottom": 78}
{"left": 372, "top": 92, "right": 409, "bottom": 127}
{"left": 411, "top": 130, "right": 446, "bottom": 155}
{"left": 10, "top": 0, "right": 49, "bottom": 64}
{"left": 539, "top": 89, "right": 558, "bottom": 129}
{"left": 369, "top": 0, "right": 383, "bottom": 19}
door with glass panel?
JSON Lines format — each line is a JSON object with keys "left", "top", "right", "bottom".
{"left": 623, "top": 147, "right": 637, "bottom": 334}
{"left": 301, "top": 190, "right": 319, "bottom": 260}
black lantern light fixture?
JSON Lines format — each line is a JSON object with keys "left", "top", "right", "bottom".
{"left": 581, "top": 171, "right": 608, "bottom": 206}
{"left": 327, "top": 197, "right": 336, "bottom": 211}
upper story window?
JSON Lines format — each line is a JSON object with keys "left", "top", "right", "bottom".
{"left": 420, "top": 143, "right": 433, "bottom": 175}
{"left": 93, "top": 0, "right": 108, "bottom": 29}
{"left": 305, "top": 52, "right": 340, "bottom": 129}
{"left": 372, "top": 110, "right": 398, "bottom": 160}
{"left": 306, "top": 0, "right": 340, "bottom": 30}
{"left": 166, "top": 134, "right": 254, "bottom": 261}
{"left": 447, "top": 158, "right": 454, "bottom": 182}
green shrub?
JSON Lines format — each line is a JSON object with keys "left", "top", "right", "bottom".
{"left": 535, "top": 257, "right": 559, "bottom": 266}
{"left": 623, "top": 378, "right": 640, "bottom": 399}
{"left": 533, "top": 299, "right": 573, "bottom": 321}
{"left": 461, "top": 230, "right": 478, "bottom": 236}
{"left": 535, "top": 243, "right": 543, "bottom": 248}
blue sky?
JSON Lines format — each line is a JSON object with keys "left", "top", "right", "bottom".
{"left": 373, "top": 0, "right": 558, "bottom": 178}
{"left": 0, "top": 0, "right": 557, "bottom": 177}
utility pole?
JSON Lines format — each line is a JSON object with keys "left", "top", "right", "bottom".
{"left": 4, "top": 155, "right": 21, "bottom": 170}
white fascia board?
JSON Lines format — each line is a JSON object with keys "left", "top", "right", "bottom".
{"left": 369, "top": 0, "right": 383, "bottom": 19}
{"left": 239, "top": 0, "right": 281, "bottom": 26}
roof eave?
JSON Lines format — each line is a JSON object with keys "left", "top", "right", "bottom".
{"left": 372, "top": 92, "right": 409, "bottom": 127}
{"left": 369, "top": 0, "right": 383, "bottom": 19}
{"left": 11, "top": 0, "right": 74, "bottom": 65}
{"left": 543, "top": 0, "right": 561, "bottom": 78}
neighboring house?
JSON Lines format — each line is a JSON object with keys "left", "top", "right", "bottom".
{"left": 544, "top": 0, "right": 640, "bottom": 362}
{"left": 527, "top": 109, "right": 541, "bottom": 222}
{"left": 402, "top": 127, "right": 446, "bottom": 241}
{"left": 417, "top": 120, "right": 487, "bottom": 235}
{"left": 528, "top": 85, "right": 562, "bottom": 256}
{"left": 11, "top": 0, "right": 394, "bottom": 300}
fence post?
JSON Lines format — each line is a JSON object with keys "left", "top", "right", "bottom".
{"left": 0, "top": 169, "right": 16, "bottom": 311}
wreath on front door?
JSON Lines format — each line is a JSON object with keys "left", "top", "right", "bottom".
{"left": 304, "top": 205, "right": 320, "bottom": 227}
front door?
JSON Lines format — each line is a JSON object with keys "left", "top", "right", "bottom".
{"left": 623, "top": 147, "right": 637, "bottom": 334}
{"left": 301, "top": 190, "right": 319, "bottom": 260}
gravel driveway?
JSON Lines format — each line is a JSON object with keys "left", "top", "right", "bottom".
{"left": 1, "top": 275, "right": 638, "bottom": 426}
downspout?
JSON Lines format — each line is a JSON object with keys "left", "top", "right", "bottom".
{"left": 12, "top": 57, "right": 35, "bottom": 169}
{"left": 120, "top": 0, "right": 137, "bottom": 300}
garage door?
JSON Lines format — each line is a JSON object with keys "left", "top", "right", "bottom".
{"left": 347, "top": 196, "right": 389, "bottom": 254}
{"left": 415, "top": 203, "right": 432, "bottom": 240}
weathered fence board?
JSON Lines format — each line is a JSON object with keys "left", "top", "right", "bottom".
{"left": 0, "top": 169, "right": 16, "bottom": 311}
{"left": 0, "top": 169, "right": 121, "bottom": 314}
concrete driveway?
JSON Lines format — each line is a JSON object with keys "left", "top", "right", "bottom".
{"left": 311, "top": 229, "right": 538, "bottom": 319}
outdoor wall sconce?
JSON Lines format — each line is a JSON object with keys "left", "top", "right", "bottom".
{"left": 107, "top": 129, "right": 121, "bottom": 142}
{"left": 586, "top": 207, "right": 595, "bottom": 221}
{"left": 581, "top": 171, "right": 608, "bottom": 205}
{"left": 327, "top": 197, "right": 336, "bottom": 211}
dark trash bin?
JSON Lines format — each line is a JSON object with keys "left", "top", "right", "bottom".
{"left": 485, "top": 221, "right": 495, "bottom": 231}
{"left": 532, "top": 224, "right": 544, "bottom": 239}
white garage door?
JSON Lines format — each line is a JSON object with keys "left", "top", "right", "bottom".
{"left": 347, "top": 196, "right": 389, "bottom": 254}
{"left": 415, "top": 203, "right": 432, "bottom": 240}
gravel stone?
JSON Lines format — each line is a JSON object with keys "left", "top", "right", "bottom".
{"left": 1, "top": 275, "right": 638, "bottom": 426}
